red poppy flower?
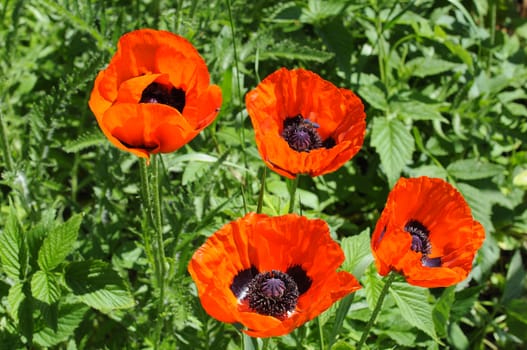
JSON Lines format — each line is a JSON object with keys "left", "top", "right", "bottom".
{"left": 371, "top": 176, "right": 485, "bottom": 288}
{"left": 89, "top": 29, "right": 222, "bottom": 159}
{"left": 188, "top": 213, "right": 361, "bottom": 337}
{"left": 245, "top": 68, "right": 366, "bottom": 178}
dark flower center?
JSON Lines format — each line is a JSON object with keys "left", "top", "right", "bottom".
{"left": 404, "top": 220, "right": 441, "bottom": 267}
{"left": 230, "top": 265, "right": 312, "bottom": 319}
{"left": 282, "top": 115, "right": 335, "bottom": 152}
{"left": 140, "top": 82, "right": 186, "bottom": 113}
{"left": 245, "top": 270, "right": 299, "bottom": 319}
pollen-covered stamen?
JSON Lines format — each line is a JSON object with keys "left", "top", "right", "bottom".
{"left": 140, "top": 82, "right": 186, "bottom": 113}
{"left": 244, "top": 270, "right": 299, "bottom": 319}
{"left": 282, "top": 115, "right": 335, "bottom": 152}
{"left": 404, "top": 219, "right": 441, "bottom": 267}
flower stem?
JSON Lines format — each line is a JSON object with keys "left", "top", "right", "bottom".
{"left": 139, "top": 155, "right": 166, "bottom": 348}
{"left": 317, "top": 316, "right": 326, "bottom": 350}
{"left": 256, "top": 167, "right": 267, "bottom": 214}
{"left": 287, "top": 176, "right": 299, "bottom": 214}
{"left": 356, "top": 272, "right": 395, "bottom": 349}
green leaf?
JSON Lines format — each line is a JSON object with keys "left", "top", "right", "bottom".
{"left": 65, "top": 260, "right": 134, "bottom": 312}
{"left": 433, "top": 286, "right": 455, "bottom": 338}
{"left": 406, "top": 56, "right": 459, "bottom": 78}
{"left": 63, "top": 130, "right": 105, "bottom": 153}
{"left": 38, "top": 214, "right": 82, "bottom": 271}
{"left": 370, "top": 117, "right": 415, "bottom": 187}
{"left": 456, "top": 182, "right": 493, "bottom": 232}
{"left": 501, "top": 249, "right": 526, "bottom": 304}
{"left": 7, "top": 282, "right": 25, "bottom": 322}
{"left": 358, "top": 83, "right": 388, "bottom": 111}
{"left": 257, "top": 39, "right": 334, "bottom": 63}
{"left": 31, "top": 270, "right": 61, "bottom": 304}
{"left": 391, "top": 100, "right": 447, "bottom": 122}
{"left": 0, "top": 210, "right": 23, "bottom": 281}
{"left": 341, "top": 228, "right": 372, "bottom": 279}
{"left": 33, "top": 303, "right": 88, "bottom": 347}
{"left": 363, "top": 265, "right": 384, "bottom": 310}
{"left": 389, "top": 282, "right": 439, "bottom": 341}
{"left": 447, "top": 159, "right": 504, "bottom": 180}
{"left": 447, "top": 322, "right": 469, "bottom": 350}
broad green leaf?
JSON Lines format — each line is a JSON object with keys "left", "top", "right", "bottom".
{"left": 433, "top": 286, "right": 455, "bottom": 338}
{"left": 406, "top": 56, "right": 459, "bottom": 78}
{"left": 31, "top": 270, "right": 61, "bottom": 304}
{"left": 33, "top": 303, "right": 88, "bottom": 347}
{"left": 389, "top": 282, "right": 438, "bottom": 341}
{"left": 447, "top": 322, "right": 469, "bottom": 350}
{"left": 447, "top": 159, "right": 503, "bottom": 180}
{"left": 7, "top": 282, "right": 25, "bottom": 322}
{"left": 38, "top": 214, "right": 82, "bottom": 271}
{"left": 450, "top": 286, "right": 483, "bottom": 322}
{"left": 456, "top": 182, "right": 493, "bottom": 232}
{"left": 370, "top": 117, "right": 415, "bottom": 187}
{"left": 501, "top": 249, "right": 526, "bottom": 304}
{"left": 363, "top": 265, "right": 384, "bottom": 310}
{"left": 257, "top": 39, "right": 334, "bottom": 63}
{"left": 358, "top": 83, "right": 388, "bottom": 111}
{"left": 341, "top": 228, "right": 372, "bottom": 278}
{"left": 0, "top": 211, "right": 23, "bottom": 281}
{"left": 391, "top": 100, "right": 447, "bottom": 122}
{"left": 65, "top": 260, "right": 134, "bottom": 312}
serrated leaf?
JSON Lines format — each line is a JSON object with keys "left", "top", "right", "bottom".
{"left": 38, "top": 214, "right": 82, "bottom": 271}
{"left": 31, "top": 270, "right": 61, "bottom": 304}
{"left": 391, "top": 100, "right": 447, "bottom": 122}
{"left": 456, "top": 182, "right": 493, "bottom": 232}
{"left": 341, "top": 229, "right": 372, "bottom": 279}
{"left": 0, "top": 211, "right": 23, "bottom": 281}
{"left": 65, "top": 260, "right": 134, "bottom": 312}
{"left": 7, "top": 282, "right": 25, "bottom": 322}
{"left": 363, "top": 265, "right": 384, "bottom": 310}
{"left": 371, "top": 117, "right": 415, "bottom": 186}
{"left": 257, "top": 40, "right": 334, "bottom": 63}
{"left": 406, "top": 56, "right": 459, "bottom": 77}
{"left": 63, "top": 130, "right": 105, "bottom": 153}
{"left": 33, "top": 303, "right": 88, "bottom": 347}
{"left": 389, "top": 282, "right": 438, "bottom": 341}
{"left": 358, "top": 83, "right": 388, "bottom": 111}
{"left": 433, "top": 286, "right": 455, "bottom": 338}
{"left": 450, "top": 286, "right": 483, "bottom": 321}
{"left": 447, "top": 159, "right": 503, "bottom": 180}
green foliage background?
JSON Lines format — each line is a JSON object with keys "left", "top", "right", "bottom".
{"left": 0, "top": 0, "right": 526, "bottom": 349}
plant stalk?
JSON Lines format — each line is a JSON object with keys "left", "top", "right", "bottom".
{"left": 356, "top": 272, "right": 396, "bottom": 349}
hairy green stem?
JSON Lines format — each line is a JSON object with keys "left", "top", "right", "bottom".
{"left": 356, "top": 272, "right": 396, "bottom": 349}
{"left": 287, "top": 176, "right": 299, "bottom": 214}
{"left": 256, "top": 167, "right": 267, "bottom": 214}
{"left": 139, "top": 156, "right": 167, "bottom": 349}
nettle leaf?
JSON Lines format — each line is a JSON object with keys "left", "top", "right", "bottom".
{"left": 38, "top": 214, "right": 82, "bottom": 271}
{"left": 258, "top": 39, "right": 334, "bottom": 63}
{"left": 358, "top": 83, "right": 388, "bottom": 111}
{"left": 371, "top": 117, "right": 415, "bottom": 187}
{"left": 389, "top": 282, "right": 439, "bottom": 342}
{"left": 406, "top": 56, "right": 460, "bottom": 78}
{"left": 391, "top": 100, "right": 447, "bottom": 122}
{"left": 7, "top": 282, "right": 25, "bottom": 322}
{"left": 65, "top": 260, "right": 134, "bottom": 312}
{"left": 31, "top": 270, "right": 61, "bottom": 304}
{"left": 363, "top": 265, "right": 384, "bottom": 310}
{"left": 341, "top": 228, "right": 372, "bottom": 279}
{"left": 456, "top": 182, "right": 493, "bottom": 232}
{"left": 447, "top": 159, "right": 504, "bottom": 180}
{"left": 433, "top": 286, "right": 455, "bottom": 338}
{"left": 33, "top": 303, "right": 88, "bottom": 347}
{"left": 0, "top": 211, "right": 24, "bottom": 281}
